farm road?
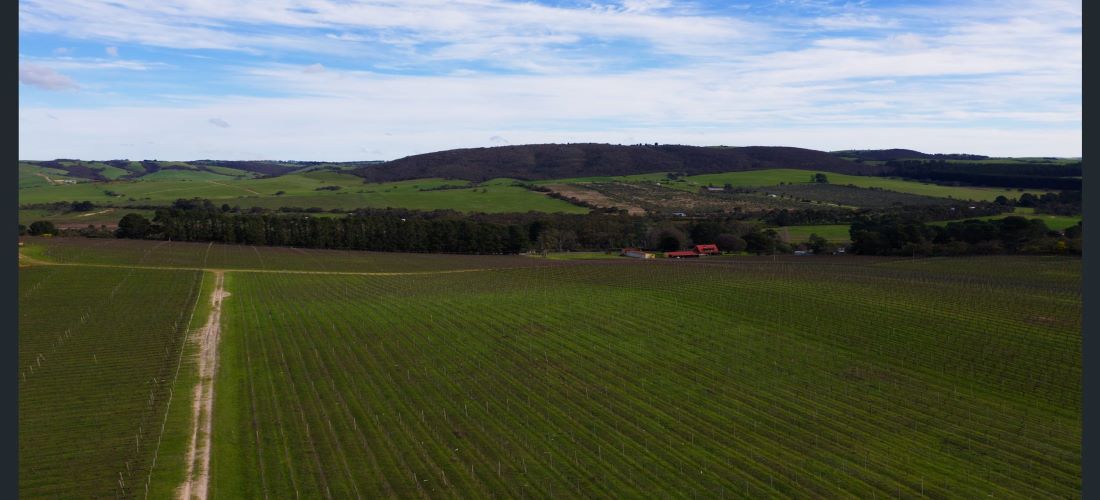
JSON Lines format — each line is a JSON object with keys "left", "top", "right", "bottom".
{"left": 178, "top": 271, "right": 228, "bottom": 500}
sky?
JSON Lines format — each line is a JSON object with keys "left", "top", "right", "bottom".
{"left": 18, "top": 0, "right": 1081, "bottom": 161}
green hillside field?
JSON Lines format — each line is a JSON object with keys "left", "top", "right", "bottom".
{"left": 18, "top": 172, "right": 588, "bottom": 214}
{"left": 679, "top": 170, "right": 1054, "bottom": 201}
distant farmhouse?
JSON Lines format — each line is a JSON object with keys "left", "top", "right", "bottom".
{"left": 665, "top": 243, "right": 721, "bottom": 259}
{"left": 693, "top": 244, "right": 720, "bottom": 255}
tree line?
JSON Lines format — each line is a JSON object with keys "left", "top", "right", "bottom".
{"left": 884, "top": 159, "right": 1081, "bottom": 190}
{"left": 849, "top": 215, "right": 1081, "bottom": 256}
{"left": 107, "top": 199, "right": 791, "bottom": 255}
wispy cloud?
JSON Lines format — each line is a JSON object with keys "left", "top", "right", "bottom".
{"left": 16, "top": 0, "right": 1081, "bottom": 158}
{"left": 208, "top": 117, "right": 231, "bottom": 128}
{"left": 19, "top": 63, "right": 79, "bottom": 90}
{"left": 21, "top": 55, "right": 169, "bottom": 71}
{"left": 18, "top": 0, "right": 759, "bottom": 65}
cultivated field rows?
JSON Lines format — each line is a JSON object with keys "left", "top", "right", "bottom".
{"left": 18, "top": 238, "right": 1081, "bottom": 498}
{"left": 21, "top": 237, "right": 565, "bottom": 273}
{"left": 211, "top": 259, "right": 1079, "bottom": 498}
{"left": 19, "top": 266, "right": 204, "bottom": 498}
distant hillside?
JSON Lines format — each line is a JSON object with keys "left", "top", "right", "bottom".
{"left": 20, "top": 159, "right": 365, "bottom": 181}
{"left": 832, "top": 149, "right": 990, "bottom": 161}
{"left": 355, "top": 144, "right": 880, "bottom": 182}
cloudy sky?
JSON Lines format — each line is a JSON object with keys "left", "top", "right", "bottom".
{"left": 18, "top": 0, "right": 1081, "bottom": 160}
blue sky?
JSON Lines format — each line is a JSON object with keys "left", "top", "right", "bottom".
{"left": 18, "top": 0, "right": 1081, "bottom": 160}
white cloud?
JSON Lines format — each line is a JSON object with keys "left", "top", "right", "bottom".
{"left": 15, "top": 0, "right": 1080, "bottom": 158}
{"left": 17, "top": 0, "right": 758, "bottom": 63}
{"left": 19, "top": 63, "right": 79, "bottom": 90}
{"left": 105, "top": 46, "right": 118, "bottom": 57}
{"left": 812, "top": 14, "right": 899, "bottom": 30}
{"left": 22, "top": 55, "right": 168, "bottom": 71}
{"left": 208, "top": 117, "right": 230, "bottom": 128}
{"left": 17, "top": 99, "right": 1080, "bottom": 160}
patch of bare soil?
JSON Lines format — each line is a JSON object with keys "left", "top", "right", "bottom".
{"left": 177, "top": 272, "right": 229, "bottom": 500}
{"left": 544, "top": 183, "right": 646, "bottom": 215}
{"left": 76, "top": 208, "right": 115, "bottom": 217}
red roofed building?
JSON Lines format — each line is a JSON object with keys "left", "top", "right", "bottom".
{"left": 666, "top": 251, "right": 699, "bottom": 258}
{"left": 693, "top": 244, "right": 720, "bottom": 255}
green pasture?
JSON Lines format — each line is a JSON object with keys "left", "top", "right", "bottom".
{"left": 679, "top": 169, "right": 1054, "bottom": 202}
{"left": 773, "top": 224, "right": 852, "bottom": 243}
{"left": 19, "top": 172, "right": 587, "bottom": 214}
{"left": 18, "top": 208, "right": 156, "bottom": 227}
{"left": 774, "top": 211, "right": 1081, "bottom": 244}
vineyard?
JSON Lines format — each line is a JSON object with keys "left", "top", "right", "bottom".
{"left": 18, "top": 237, "right": 563, "bottom": 273}
{"left": 212, "top": 257, "right": 1079, "bottom": 497}
{"left": 18, "top": 238, "right": 1081, "bottom": 498}
{"left": 19, "top": 265, "right": 205, "bottom": 498}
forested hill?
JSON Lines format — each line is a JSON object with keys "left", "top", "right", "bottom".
{"left": 354, "top": 143, "right": 879, "bottom": 182}
{"left": 831, "top": 149, "right": 991, "bottom": 161}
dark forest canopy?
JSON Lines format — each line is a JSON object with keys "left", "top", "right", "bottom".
{"left": 832, "top": 149, "right": 991, "bottom": 161}
{"left": 354, "top": 144, "right": 881, "bottom": 183}
{"left": 92, "top": 198, "right": 1076, "bottom": 257}
{"left": 110, "top": 198, "right": 795, "bottom": 255}
{"left": 881, "top": 159, "right": 1081, "bottom": 190}
{"left": 849, "top": 215, "right": 1081, "bottom": 256}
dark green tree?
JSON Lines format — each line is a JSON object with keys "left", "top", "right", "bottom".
{"left": 807, "top": 233, "right": 829, "bottom": 254}
{"left": 716, "top": 233, "right": 746, "bottom": 253}
{"left": 116, "top": 213, "right": 152, "bottom": 239}
{"left": 28, "top": 221, "right": 57, "bottom": 236}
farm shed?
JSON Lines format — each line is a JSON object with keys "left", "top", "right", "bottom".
{"left": 693, "top": 244, "right": 720, "bottom": 255}
{"left": 621, "top": 247, "right": 655, "bottom": 259}
{"left": 666, "top": 251, "right": 699, "bottom": 259}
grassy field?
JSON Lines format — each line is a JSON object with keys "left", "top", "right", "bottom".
{"left": 927, "top": 213, "right": 1082, "bottom": 231}
{"left": 18, "top": 172, "right": 588, "bottom": 214}
{"left": 18, "top": 165, "right": 1061, "bottom": 216}
{"left": 775, "top": 211, "right": 1082, "bottom": 244}
{"left": 18, "top": 208, "right": 156, "bottom": 228}
{"left": 774, "top": 224, "right": 853, "bottom": 244}
{"left": 19, "top": 163, "right": 84, "bottom": 188}
{"left": 679, "top": 169, "right": 1053, "bottom": 202}
{"left": 20, "top": 238, "right": 1081, "bottom": 498}
{"left": 19, "top": 265, "right": 204, "bottom": 498}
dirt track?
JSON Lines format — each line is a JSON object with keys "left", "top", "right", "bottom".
{"left": 177, "top": 271, "right": 229, "bottom": 500}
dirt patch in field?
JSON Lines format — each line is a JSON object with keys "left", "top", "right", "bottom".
{"left": 76, "top": 208, "right": 115, "bottom": 218}
{"left": 178, "top": 271, "right": 228, "bottom": 500}
{"left": 543, "top": 183, "right": 646, "bottom": 215}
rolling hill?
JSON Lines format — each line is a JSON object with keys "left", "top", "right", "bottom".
{"left": 355, "top": 144, "right": 882, "bottom": 182}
